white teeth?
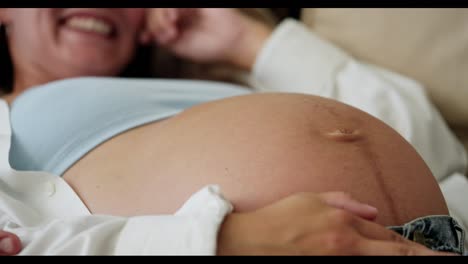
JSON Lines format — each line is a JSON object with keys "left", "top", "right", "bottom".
{"left": 65, "top": 17, "right": 113, "bottom": 36}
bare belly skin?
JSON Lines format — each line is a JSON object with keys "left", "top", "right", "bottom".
{"left": 63, "top": 93, "right": 448, "bottom": 226}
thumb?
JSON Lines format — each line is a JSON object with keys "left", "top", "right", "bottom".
{"left": 318, "top": 192, "right": 378, "bottom": 221}
{"left": 0, "top": 231, "right": 22, "bottom": 256}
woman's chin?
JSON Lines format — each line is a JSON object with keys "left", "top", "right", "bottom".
{"left": 58, "top": 62, "right": 124, "bottom": 79}
{"left": 58, "top": 48, "right": 131, "bottom": 78}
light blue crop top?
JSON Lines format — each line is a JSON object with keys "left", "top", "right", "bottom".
{"left": 9, "top": 77, "right": 249, "bottom": 176}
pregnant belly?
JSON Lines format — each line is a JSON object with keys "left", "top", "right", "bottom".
{"left": 63, "top": 93, "right": 448, "bottom": 226}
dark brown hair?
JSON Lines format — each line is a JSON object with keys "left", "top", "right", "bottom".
{"left": 0, "top": 25, "right": 13, "bottom": 93}
{"left": 0, "top": 25, "right": 154, "bottom": 94}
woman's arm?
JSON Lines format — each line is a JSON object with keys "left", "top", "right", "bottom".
{"left": 0, "top": 182, "right": 447, "bottom": 255}
{"left": 141, "top": 8, "right": 272, "bottom": 71}
{"left": 0, "top": 180, "right": 231, "bottom": 255}
{"left": 217, "top": 191, "right": 450, "bottom": 255}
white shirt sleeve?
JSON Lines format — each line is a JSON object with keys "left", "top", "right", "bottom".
{"left": 0, "top": 180, "right": 232, "bottom": 256}
{"left": 0, "top": 100, "right": 232, "bottom": 255}
{"left": 250, "top": 18, "right": 467, "bottom": 182}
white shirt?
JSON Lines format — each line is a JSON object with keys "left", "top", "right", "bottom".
{"left": 1, "top": 18, "right": 467, "bottom": 255}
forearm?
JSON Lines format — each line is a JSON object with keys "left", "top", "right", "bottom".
{"left": 1, "top": 180, "right": 231, "bottom": 255}
{"left": 225, "top": 18, "right": 273, "bottom": 72}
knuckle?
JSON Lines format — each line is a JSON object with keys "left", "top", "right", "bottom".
{"left": 291, "top": 192, "right": 319, "bottom": 205}
{"left": 294, "top": 191, "right": 314, "bottom": 199}
{"left": 334, "top": 192, "right": 352, "bottom": 200}
{"left": 322, "top": 231, "right": 354, "bottom": 253}
{"left": 396, "top": 245, "right": 412, "bottom": 255}
{"left": 323, "top": 232, "right": 343, "bottom": 252}
{"left": 389, "top": 231, "right": 405, "bottom": 242}
{"left": 329, "top": 209, "right": 355, "bottom": 226}
{"left": 395, "top": 244, "right": 428, "bottom": 256}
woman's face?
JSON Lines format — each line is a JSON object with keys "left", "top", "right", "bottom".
{"left": 2, "top": 8, "right": 145, "bottom": 82}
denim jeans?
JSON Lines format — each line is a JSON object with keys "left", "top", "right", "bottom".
{"left": 388, "top": 215, "right": 465, "bottom": 255}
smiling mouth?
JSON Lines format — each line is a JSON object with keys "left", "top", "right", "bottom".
{"left": 60, "top": 15, "right": 117, "bottom": 38}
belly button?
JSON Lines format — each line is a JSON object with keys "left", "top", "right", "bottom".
{"left": 325, "top": 128, "right": 362, "bottom": 142}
